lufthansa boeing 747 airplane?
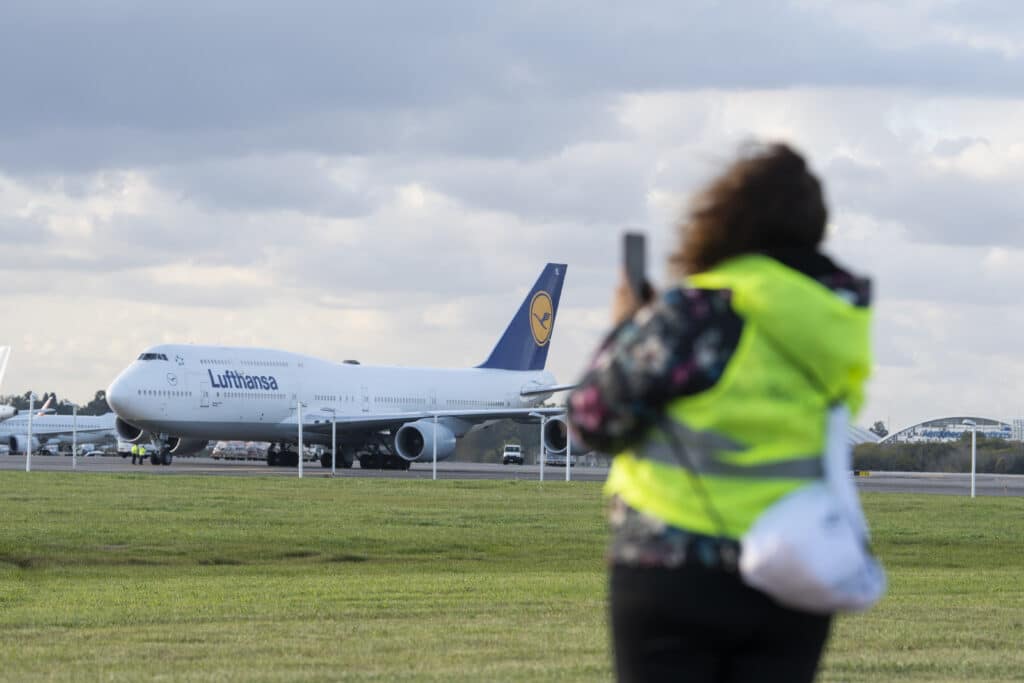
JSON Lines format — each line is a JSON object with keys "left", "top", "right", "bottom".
{"left": 106, "top": 264, "right": 577, "bottom": 468}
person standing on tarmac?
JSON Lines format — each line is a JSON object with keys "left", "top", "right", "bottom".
{"left": 130, "top": 443, "right": 142, "bottom": 465}
{"left": 568, "top": 143, "right": 872, "bottom": 683}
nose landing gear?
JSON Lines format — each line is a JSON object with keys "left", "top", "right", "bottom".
{"left": 148, "top": 441, "right": 173, "bottom": 466}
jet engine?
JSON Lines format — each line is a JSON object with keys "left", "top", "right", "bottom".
{"left": 167, "top": 437, "right": 210, "bottom": 456}
{"left": 115, "top": 417, "right": 149, "bottom": 443}
{"left": 8, "top": 435, "right": 40, "bottom": 454}
{"left": 394, "top": 420, "right": 457, "bottom": 462}
{"left": 542, "top": 415, "right": 589, "bottom": 455}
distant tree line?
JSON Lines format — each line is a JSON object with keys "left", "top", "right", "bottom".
{"left": 0, "top": 390, "right": 111, "bottom": 416}
{"left": 854, "top": 433, "right": 1024, "bottom": 474}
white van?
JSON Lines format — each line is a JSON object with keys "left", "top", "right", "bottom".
{"left": 501, "top": 443, "right": 524, "bottom": 465}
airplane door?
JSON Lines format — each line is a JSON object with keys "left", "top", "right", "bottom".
{"left": 361, "top": 385, "right": 369, "bottom": 413}
{"left": 200, "top": 382, "right": 210, "bottom": 408}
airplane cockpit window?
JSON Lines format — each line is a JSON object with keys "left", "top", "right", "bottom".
{"left": 138, "top": 353, "right": 169, "bottom": 361}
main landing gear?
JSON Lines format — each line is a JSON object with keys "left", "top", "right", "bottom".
{"left": 319, "top": 446, "right": 355, "bottom": 470}
{"left": 266, "top": 443, "right": 299, "bottom": 468}
{"left": 266, "top": 440, "right": 409, "bottom": 471}
{"left": 356, "top": 441, "right": 410, "bottom": 471}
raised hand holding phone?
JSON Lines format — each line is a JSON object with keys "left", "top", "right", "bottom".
{"left": 612, "top": 232, "right": 652, "bottom": 325}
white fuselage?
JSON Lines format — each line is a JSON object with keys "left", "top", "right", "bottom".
{"left": 106, "top": 344, "right": 556, "bottom": 443}
{"left": 0, "top": 413, "right": 117, "bottom": 447}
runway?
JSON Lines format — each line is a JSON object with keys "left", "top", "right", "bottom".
{"left": 2, "top": 455, "right": 1023, "bottom": 495}
{"left": 852, "top": 470, "right": 1024, "bottom": 497}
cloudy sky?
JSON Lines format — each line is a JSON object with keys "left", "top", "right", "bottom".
{"left": 1, "top": 1, "right": 1023, "bottom": 431}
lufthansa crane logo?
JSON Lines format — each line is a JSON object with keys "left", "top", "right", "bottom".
{"left": 530, "top": 291, "right": 554, "bottom": 346}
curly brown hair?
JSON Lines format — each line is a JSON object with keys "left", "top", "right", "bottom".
{"left": 670, "top": 142, "right": 828, "bottom": 275}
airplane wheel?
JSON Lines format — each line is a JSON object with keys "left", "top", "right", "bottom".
{"left": 340, "top": 448, "right": 355, "bottom": 469}
{"left": 267, "top": 451, "right": 279, "bottom": 467}
{"left": 161, "top": 451, "right": 172, "bottom": 466}
{"left": 320, "top": 452, "right": 331, "bottom": 469}
{"left": 149, "top": 454, "right": 160, "bottom": 466}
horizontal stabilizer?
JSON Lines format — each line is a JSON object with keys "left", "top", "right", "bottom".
{"left": 520, "top": 383, "right": 579, "bottom": 397}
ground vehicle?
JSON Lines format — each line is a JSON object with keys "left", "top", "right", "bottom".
{"left": 501, "top": 443, "right": 524, "bottom": 465}
{"left": 544, "top": 452, "right": 576, "bottom": 467}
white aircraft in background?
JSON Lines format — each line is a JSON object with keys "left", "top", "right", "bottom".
{"left": 106, "top": 264, "right": 580, "bottom": 468}
{"left": 1, "top": 409, "right": 117, "bottom": 454}
{"left": 0, "top": 346, "right": 15, "bottom": 421}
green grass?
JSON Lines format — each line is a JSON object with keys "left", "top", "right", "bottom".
{"left": 1, "top": 474, "right": 1022, "bottom": 681}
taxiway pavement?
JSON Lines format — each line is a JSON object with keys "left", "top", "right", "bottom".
{"left": 2, "top": 455, "right": 1023, "bottom": 495}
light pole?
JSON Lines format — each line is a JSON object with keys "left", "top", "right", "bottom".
{"left": 962, "top": 419, "right": 977, "bottom": 498}
{"left": 26, "top": 392, "right": 36, "bottom": 472}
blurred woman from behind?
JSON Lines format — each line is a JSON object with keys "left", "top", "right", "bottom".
{"left": 568, "top": 143, "right": 872, "bottom": 683}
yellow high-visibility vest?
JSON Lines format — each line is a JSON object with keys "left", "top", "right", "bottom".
{"left": 605, "top": 254, "right": 871, "bottom": 539}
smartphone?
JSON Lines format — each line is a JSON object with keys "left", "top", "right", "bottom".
{"left": 623, "top": 232, "right": 646, "bottom": 299}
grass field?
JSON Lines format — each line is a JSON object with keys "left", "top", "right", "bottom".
{"left": 1, "top": 473, "right": 1022, "bottom": 682}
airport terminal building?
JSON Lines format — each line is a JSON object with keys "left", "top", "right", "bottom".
{"left": 881, "top": 417, "right": 1016, "bottom": 444}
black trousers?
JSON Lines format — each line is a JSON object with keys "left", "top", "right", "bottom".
{"left": 610, "top": 563, "right": 832, "bottom": 683}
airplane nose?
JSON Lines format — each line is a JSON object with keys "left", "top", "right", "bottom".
{"left": 106, "top": 372, "right": 132, "bottom": 417}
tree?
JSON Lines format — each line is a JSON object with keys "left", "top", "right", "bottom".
{"left": 869, "top": 421, "right": 888, "bottom": 438}
{"left": 1, "top": 389, "right": 111, "bottom": 415}
{"left": 81, "top": 390, "right": 110, "bottom": 415}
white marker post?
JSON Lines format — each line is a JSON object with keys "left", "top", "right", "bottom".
{"left": 331, "top": 412, "right": 337, "bottom": 477}
{"left": 72, "top": 404, "right": 78, "bottom": 471}
{"left": 565, "top": 413, "right": 572, "bottom": 483}
{"left": 963, "top": 419, "right": 977, "bottom": 499}
{"left": 297, "top": 401, "right": 304, "bottom": 479}
{"left": 539, "top": 415, "right": 546, "bottom": 482}
{"left": 26, "top": 393, "right": 34, "bottom": 472}
{"left": 971, "top": 427, "right": 977, "bottom": 499}
{"left": 432, "top": 414, "right": 438, "bottom": 481}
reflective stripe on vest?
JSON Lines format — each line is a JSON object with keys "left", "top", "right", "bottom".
{"left": 637, "top": 421, "right": 824, "bottom": 479}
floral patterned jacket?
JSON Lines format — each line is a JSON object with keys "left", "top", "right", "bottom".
{"left": 567, "top": 249, "right": 871, "bottom": 566}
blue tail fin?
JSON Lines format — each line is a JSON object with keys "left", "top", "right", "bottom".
{"left": 477, "top": 264, "right": 567, "bottom": 371}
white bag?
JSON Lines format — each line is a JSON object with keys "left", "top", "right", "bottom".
{"left": 739, "top": 405, "right": 886, "bottom": 614}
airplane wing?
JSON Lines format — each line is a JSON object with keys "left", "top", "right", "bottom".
{"left": 293, "top": 407, "right": 567, "bottom": 436}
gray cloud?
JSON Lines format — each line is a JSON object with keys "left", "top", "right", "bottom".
{"left": 3, "top": 2, "right": 1024, "bottom": 174}
{"left": 152, "top": 155, "right": 385, "bottom": 217}
{"left": 828, "top": 156, "right": 1024, "bottom": 247}
{"left": 3, "top": 2, "right": 1024, "bottom": 426}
